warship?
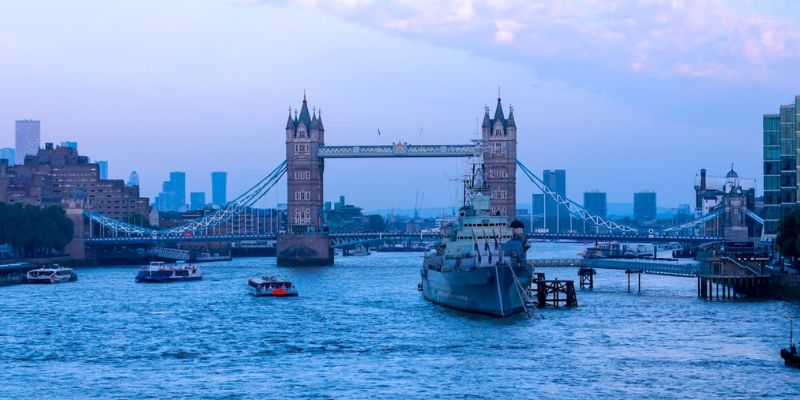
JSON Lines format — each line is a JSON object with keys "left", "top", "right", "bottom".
{"left": 420, "top": 165, "right": 532, "bottom": 317}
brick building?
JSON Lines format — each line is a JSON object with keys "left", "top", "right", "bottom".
{"left": 0, "top": 143, "right": 149, "bottom": 219}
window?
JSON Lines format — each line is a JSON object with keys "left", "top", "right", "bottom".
{"left": 293, "top": 171, "right": 312, "bottom": 180}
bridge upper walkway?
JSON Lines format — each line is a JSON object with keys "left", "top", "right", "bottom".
{"left": 318, "top": 144, "right": 476, "bottom": 158}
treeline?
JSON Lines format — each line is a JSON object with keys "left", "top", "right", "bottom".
{"left": 0, "top": 203, "right": 74, "bottom": 257}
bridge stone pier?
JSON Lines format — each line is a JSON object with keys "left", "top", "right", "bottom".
{"left": 277, "top": 94, "right": 517, "bottom": 266}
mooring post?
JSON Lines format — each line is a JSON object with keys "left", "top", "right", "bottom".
{"left": 637, "top": 272, "right": 641, "bottom": 294}
{"left": 626, "top": 271, "right": 631, "bottom": 293}
{"left": 697, "top": 277, "right": 701, "bottom": 298}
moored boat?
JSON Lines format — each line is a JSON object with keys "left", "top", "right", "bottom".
{"left": 25, "top": 265, "right": 78, "bottom": 284}
{"left": 420, "top": 165, "right": 532, "bottom": 318}
{"left": 781, "top": 316, "right": 800, "bottom": 367}
{"left": 135, "top": 261, "right": 202, "bottom": 283}
{"left": 248, "top": 275, "right": 298, "bottom": 297}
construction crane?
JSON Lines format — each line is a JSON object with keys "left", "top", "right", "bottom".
{"left": 414, "top": 189, "right": 425, "bottom": 220}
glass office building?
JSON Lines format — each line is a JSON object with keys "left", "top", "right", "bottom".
{"left": 763, "top": 95, "right": 800, "bottom": 236}
{"left": 212, "top": 171, "right": 227, "bottom": 207}
{"left": 763, "top": 113, "right": 781, "bottom": 234}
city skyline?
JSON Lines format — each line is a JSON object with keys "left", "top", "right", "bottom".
{"left": 1, "top": 1, "right": 799, "bottom": 209}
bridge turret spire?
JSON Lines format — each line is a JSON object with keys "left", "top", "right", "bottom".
{"left": 493, "top": 96, "right": 505, "bottom": 122}
{"left": 285, "top": 108, "right": 295, "bottom": 130}
{"left": 310, "top": 107, "right": 321, "bottom": 131}
{"left": 482, "top": 105, "right": 491, "bottom": 128}
{"left": 508, "top": 104, "right": 516, "bottom": 128}
{"left": 298, "top": 94, "right": 313, "bottom": 131}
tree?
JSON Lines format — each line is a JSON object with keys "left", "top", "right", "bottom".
{"left": 0, "top": 203, "right": 74, "bottom": 257}
{"left": 366, "top": 214, "right": 386, "bottom": 232}
{"left": 777, "top": 208, "right": 800, "bottom": 260}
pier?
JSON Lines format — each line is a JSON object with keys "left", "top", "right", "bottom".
{"left": 530, "top": 254, "right": 773, "bottom": 298}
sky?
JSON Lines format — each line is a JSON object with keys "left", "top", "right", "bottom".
{"left": 1, "top": 0, "right": 799, "bottom": 211}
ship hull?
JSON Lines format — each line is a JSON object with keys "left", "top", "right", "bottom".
{"left": 25, "top": 274, "right": 78, "bottom": 284}
{"left": 421, "top": 264, "right": 530, "bottom": 317}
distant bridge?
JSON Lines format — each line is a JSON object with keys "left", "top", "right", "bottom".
{"left": 84, "top": 231, "right": 721, "bottom": 247}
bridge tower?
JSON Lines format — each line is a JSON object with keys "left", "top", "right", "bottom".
{"left": 481, "top": 96, "right": 517, "bottom": 221}
{"left": 277, "top": 94, "right": 333, "bottom": 266}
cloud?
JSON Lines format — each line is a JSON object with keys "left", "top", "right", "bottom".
{"left": 274, "top": 0, "right": 800, "bottom": 83}
{"left": 493, "top": 20, "right": 522, "bottom": 43}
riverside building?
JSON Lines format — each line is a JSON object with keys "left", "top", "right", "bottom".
{"left": 763, "top": 95, "right": 799, "bottom": 237}
{"left": 0, "top": 143, "right": 149, "bottom": 219}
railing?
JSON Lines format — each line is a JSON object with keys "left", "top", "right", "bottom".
{"left": 318, "top": 144, "right": 476, "bottom": 158}
{"left": 529, "top": 257, "right": 700, "bottom": 277}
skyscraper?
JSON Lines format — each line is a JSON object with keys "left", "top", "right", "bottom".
{"left": 634, "top": 191, "right": 657, "bottom": 222}
{"left": 170, "top": 171, "right": 186, "bottom": 210}
{"left": 211, "top": 171, "right": 227, "bottom": 206}
{"left": 763, "top": 95, "right": 800, "bottom": 236}
{"left": 97, "top": 160, "right": 108, "bottom": 180}
{"left": 583, "top": 191, "right": 607, "bottom": 218}
{"left": 154, "top": 172, "right": 187, "bottom": 211}
{"left": 15, "top": 120, "right": 40, "bottom": 165}
{"left": 190, "top": 192, "right": 206, "bottom": 211}
{"left": 0, "top": 148, "right": 15, "bottom": 166}
{"left": 60, "top": 141, "right": 78, "bottom": 151}
{"left": 127, "top": 171, "right": 140, "bottom": 187}
{"left": 542, "top": 169, "right": 569, "bottom": 232}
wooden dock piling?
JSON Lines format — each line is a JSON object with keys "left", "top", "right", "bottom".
{"left": 625, "top": 270, "right": 641, "bottom": 294}
{"left": 530, "top": 273, "right": 578, "bottom": 307}
{"left": 578, "top": 267, "right": 595, "bottom": 289}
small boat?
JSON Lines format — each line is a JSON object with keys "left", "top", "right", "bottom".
{"left": 25, "top": 265, "right": 78, "bottom": 284}
{"left": 248, "top": 275, "right": 298, "bottom": 297}
{"left": 781, "top": 316, "right": 800, "bottom": 367}
{"left": 135, "top": 261, "right": 202, "bottom": 283}
{"left": 781, "top": 346, "right": 799, "bottom": 367}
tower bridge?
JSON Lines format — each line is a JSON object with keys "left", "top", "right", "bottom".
{"left": 277, "top": 94, "right": 517, "bottom": 265}
{"left": 80, "top": 94, "right": 741, "bottom": 265}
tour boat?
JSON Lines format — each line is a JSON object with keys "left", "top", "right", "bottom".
{"left": 25, "top": 265, "right": 78, "bottom": 284}
{"left": 135, "top": 261, "right": 202, "bottom": 283}
{"left": 248, "top": 275, "right": 298, "bottom": 297}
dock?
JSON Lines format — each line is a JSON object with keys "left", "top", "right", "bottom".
{"left": 529, "top": 258, "right": 699, "bottom": 277}
{"left": 529, "top": 256, "right": 773, "bottom": 298}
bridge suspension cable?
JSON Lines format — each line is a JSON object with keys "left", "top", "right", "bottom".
{"left": 86, "top": 160, "right": 287, "bottom": 236}
{"left": 516, "top": 160, "right": 638, "bottom": 233}
{"left": 662, "top": 208, "right": 724, "bottom": 234}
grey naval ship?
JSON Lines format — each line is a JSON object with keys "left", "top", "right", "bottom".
{"left": 420, "top": 167, "right": 532, "bottom": 317}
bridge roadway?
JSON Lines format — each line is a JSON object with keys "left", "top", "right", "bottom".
{"left": 84, "top": 231, "right": 721, "bottom": 246}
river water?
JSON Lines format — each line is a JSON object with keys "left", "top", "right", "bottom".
{"left": 1, "top": 243, "right": 799, "bottom": 399}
